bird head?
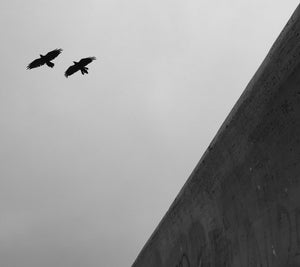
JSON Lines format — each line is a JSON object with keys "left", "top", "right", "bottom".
{"left": 73, "top": 61, "right": 78, "bottom": 64}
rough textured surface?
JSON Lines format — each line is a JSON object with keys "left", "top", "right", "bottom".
{"left": 132, "top": 4, "right": 300, "bottom": 267}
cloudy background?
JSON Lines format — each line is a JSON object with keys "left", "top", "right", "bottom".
{"left": 0, "top": 1, "right": 299, "bottom": 266}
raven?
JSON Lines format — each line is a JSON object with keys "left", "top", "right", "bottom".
{"left": 27, "top": 49, "right": 63, "bottom": 69}
{"left": 65, "top": 57, "right": 96, "bottom": 78}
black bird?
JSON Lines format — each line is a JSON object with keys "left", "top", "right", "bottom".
{"left": 27, "top": 49, "right": 63, "bottom": 69}
{"left": 65, "top": 57, "right": 96, "bottom": 78}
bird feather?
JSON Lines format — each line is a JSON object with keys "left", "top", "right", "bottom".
{"left": 27, "top": 58, "right": 45, "bottom": 69}
{"left": 65, "top": 65, "right": 80, "bottom": 77}
{"left": 45, "top": 49, "right": 63, "bottom": 61}
{"left": 78, "top": 57, "right": 96, "bottom": 66}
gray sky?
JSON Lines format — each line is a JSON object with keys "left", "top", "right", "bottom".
{"left": 0, "top": 1, "right": 299, "bottom": 266}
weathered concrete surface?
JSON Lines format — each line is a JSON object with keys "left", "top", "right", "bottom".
{"left": 132, "top": 5, "right": 300, "bottom": 267}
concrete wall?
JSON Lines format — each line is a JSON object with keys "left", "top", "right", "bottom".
{"left": 132, "top": 4, "right": 300, "bottom": 267}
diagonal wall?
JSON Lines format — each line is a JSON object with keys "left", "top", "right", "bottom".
{"left": 132, "top": 4, "right": 300, "bottom": 267}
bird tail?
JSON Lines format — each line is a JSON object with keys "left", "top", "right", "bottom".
{"left": 81, "top": 67, "right": 89, "bottom": 75}
{"left": 46, "top": 61, "right": 54, "bottom": 68}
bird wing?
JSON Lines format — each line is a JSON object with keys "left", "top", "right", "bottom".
{"left": 45, "top": 48, "right": 63, "bottom": 61}
{"left": 27, "top": 57, "right": 45, "bottom": 69}
{"left": 79, "top": 57, "right": 96, "bottom": 66}
{"left": 65, "top": 64, "right": 80, "bottom": 77}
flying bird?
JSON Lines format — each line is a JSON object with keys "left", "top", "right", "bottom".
{"left": 27, "top": 49, "right": 63, "bottom": 69}
{"left": 65, "top": 57, "right": 96, "bottom": 78}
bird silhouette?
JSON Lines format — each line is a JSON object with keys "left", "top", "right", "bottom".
{"left": 65, "top": 57, "right": 96, "bottom": 78}
{"left": 27, "top": 49, "right": 63, "bottom": 69}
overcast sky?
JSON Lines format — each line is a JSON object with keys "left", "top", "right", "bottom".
{"left": 0, "top": 1, "right": 299, "bottom": 267}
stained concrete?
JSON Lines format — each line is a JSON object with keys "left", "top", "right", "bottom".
{"left": 132, "top": 4, "right": 300, "bottom": 267}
